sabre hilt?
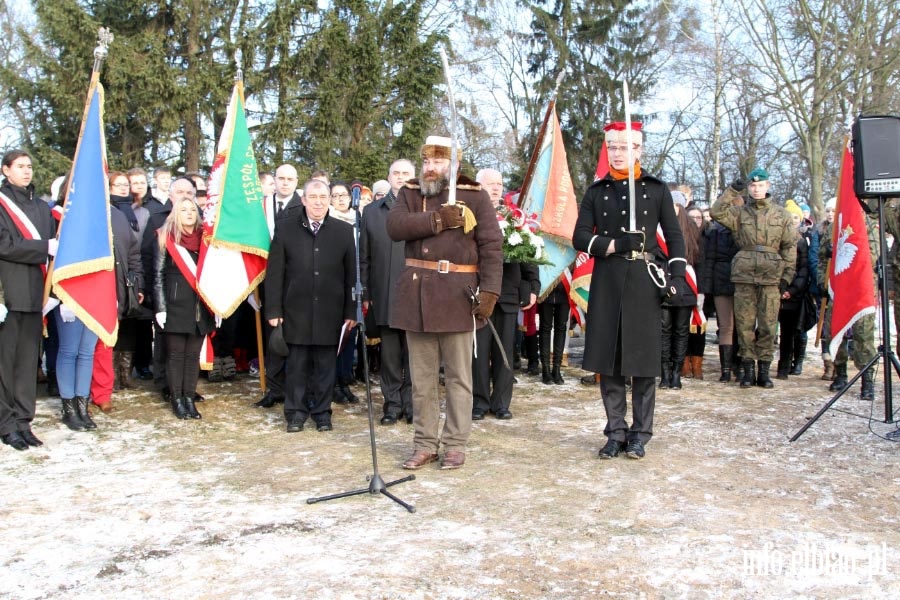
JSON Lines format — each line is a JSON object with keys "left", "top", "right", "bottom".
{"left": 623, "top": 229, "right": 646, "bottom": 261}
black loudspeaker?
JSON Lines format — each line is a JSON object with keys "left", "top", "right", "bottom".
{"left": 852, "top": 115, "right": 900, "bottom": 198}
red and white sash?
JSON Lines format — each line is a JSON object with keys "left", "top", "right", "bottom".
{"left": 0, "top": 190, "right": 46, "bottom": 277}
{"left": 656, "top": 225, "right": 705, "bottom": 328}
{"left": 166, "top": 235, "right": 215, "bottom": 369}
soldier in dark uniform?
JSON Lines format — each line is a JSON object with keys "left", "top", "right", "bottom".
{"left": 572, "top": 122, "right": 686, "bottom": 460}
{"left": 710, "top": 169, "right": 796, "bottom": 389}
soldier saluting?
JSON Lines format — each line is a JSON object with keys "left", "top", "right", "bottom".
{"left": 710, "top": 169, "right": 797, "bottom": 388}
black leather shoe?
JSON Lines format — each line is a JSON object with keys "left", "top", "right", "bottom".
{"left": 598, "top": 439, "right": 625, "bottom": 459}
{"left": 193, "top": 392, "right": 205, "bottom": 403}
{"left": 625, "top": 439, "right": 646, "bottom": 459}
{"left": 20, "top": 429, "right": 43, "bottom": 447}
{"left": 340, "top": 384, "right": 360, "bottom": 404}
{"left": 253, "top": 392, "right": 283, "bottom": 408}
{"left": 405, "top": 414, "right": 413, "bottom": 424}
{"left": 495, "top": 408, "right": 513, "bottom": 420}
{"left": 137, "top": 367, "right": 153, "bottom": 380}
{"left": 316, "top": 422, "right": 333, "bottom": 432}
{"left": 2, "top": 431, "right": 29, "bottom": 451}
{"left": 286, "top": 416, "right": 305, "bottom": 432}
{"left": 380, "top": 414, "right": 398, "bottom": 425}
{"left": 471, "top": 409, "right": 486, "bottom": 421}
{"left": 160, "top": 387, "right": 172, "bottom": 403}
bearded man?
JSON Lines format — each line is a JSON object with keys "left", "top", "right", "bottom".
{"left": 386, "top": 135, "right": 503, "bottom": 471}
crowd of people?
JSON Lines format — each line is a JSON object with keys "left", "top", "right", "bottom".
{"left": 0, "top": 125, "right": 887, "bottom": 466}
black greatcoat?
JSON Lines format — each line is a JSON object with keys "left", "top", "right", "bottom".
{"left": 265, "top": 208, "right": 355, "bottom": 345}
{"left": 572, "top": 173, "right": 685, "bottom": 377}
{"left": 359, "top": 192, "right": 406, "bottom": 328}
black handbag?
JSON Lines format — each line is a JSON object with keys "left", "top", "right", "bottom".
{"left": 123, "top": 270, "right": 144, "bottom": 319}
{"left": 799, "top": 293, "right": 819, "bottom": 332}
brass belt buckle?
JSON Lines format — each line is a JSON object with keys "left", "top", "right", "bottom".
{"left": 437, "top": 259, "right": 451, "bottom": 274}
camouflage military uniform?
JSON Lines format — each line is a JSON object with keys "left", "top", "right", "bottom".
{"left": 819, "top": 207, "right": 879, "bottom": 397}
{"left": 711, "top": 187, "right": 797, "bottom": 381}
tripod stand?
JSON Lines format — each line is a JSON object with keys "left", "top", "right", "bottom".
{"left": 306, "top": 190, "right": 416, "bottom": 512}
{"left": 791, "top": 195, "right": 900, "bottom": 442}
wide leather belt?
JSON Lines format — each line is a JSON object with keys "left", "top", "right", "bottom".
{"left": 405, "top": 258, "right": 479, "bottom": 273}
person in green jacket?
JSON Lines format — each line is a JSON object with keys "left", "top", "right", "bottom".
{"left": 710, "top": 168, "right": 797, "bottom": 388}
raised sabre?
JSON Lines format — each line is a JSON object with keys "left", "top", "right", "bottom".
{"left": 623, "top": 81, "right": 643, "bottom": 258}
{"left": 438, "top": 46, "right": 458, "bottom": 206}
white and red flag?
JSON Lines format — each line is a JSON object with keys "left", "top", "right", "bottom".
{"left": 828, "top": 138, "right": 876, "bottom": 357}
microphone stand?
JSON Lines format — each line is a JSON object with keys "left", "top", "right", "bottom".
{"left": 307, "top": 185, "right": 416, "bottom": 512}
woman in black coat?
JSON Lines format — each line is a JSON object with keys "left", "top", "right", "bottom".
{"left": 699, "top": 211, "right": 741, "bottom": 382}
{"left": 776, "top": 210, "right": 810, "bottom": 379}
{"left": 660, "top": 206, "right": 702, "bottom": 390}
{"left": 153, "top": 198, "right": 214, "bottom": 419}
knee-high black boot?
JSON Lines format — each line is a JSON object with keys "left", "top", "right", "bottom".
{"left": 718, "top": 345, "right": 732, "bottom": 383}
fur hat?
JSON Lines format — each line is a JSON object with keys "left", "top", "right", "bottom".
{"left": 825, "top": 197, "right": 837, "bottom": 210}
{"left": 421, "top": 135, "right": 461, "bottom": 161}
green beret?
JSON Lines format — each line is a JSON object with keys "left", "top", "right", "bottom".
{"left": 748, "top": 168, "right": 769, "bottom": 182}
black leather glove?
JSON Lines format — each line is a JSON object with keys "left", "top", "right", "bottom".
{"left": 668, "top": 260, "right": 686, "bottom": 279}
{"left": 731, "top": 177, "right": 746, "bottom": 192}
{"left": 433, "top": 204, "right": 465, "bottom": 233}
{"left": 614, "top": 232, "right": 644, "bottom": 254}
{"left": 472, "top": 291, "right": 499, "bottom": 319}
{"left": 779, "top": 279, "right": 789, "bottom": 294}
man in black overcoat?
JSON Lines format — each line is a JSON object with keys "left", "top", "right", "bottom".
{"left": 572, "top": 122, "right": 685, "bottom": 460}
{"left": 360, "top": 158, "right": 416, "bottom": 425}
{"left": 265, "top": 179, "right": 356, "bottom": 432}
{"left": 471, "top": 168, "right": 539, "bottom": 420}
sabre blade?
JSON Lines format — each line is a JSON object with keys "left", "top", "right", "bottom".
{"left": 438, "top": 47, "right": 458, "bottom": 206}
{"left": 623, "top": 81, "right": 636, "bottom": 232}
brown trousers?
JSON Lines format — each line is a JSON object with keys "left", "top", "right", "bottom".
{"left": 406, "top": 330, "right": 474, "bottom": 453}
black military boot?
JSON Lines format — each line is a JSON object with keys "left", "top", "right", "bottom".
{"left": 718, "top": 345, "right": 732, "bottom": 383}
{"left": 541, "top": 362, "right": 552, "bottom": 384}
{"left": 733, "top": 359, "right": 744, "bottom": 383}
{"left": 740, "top": 360, "right": 756, "bottom": 388}
{"left": 551, "top": 361, "right": 564, "bottom": 385}
{"left": 524, "top": 335, "right": 540, "bottom": 376}
{"left": 830, "top": 363, "right": 849, "bottom": 392}
{"left": 860, "top": 370, "right": 875, "bottom": 400}
{"left": 756, "top": 361, "right": 774, "bottom": 389}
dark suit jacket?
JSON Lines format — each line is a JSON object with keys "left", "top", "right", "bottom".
{"left": 496, "top": 262, "right": 540, "bottom": 313}
{"left": 265, "top": 208, "right": 355, "bottom": 345}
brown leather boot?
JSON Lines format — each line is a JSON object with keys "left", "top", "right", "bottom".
{"left": 681, "top": 357, "right": 693, "bottom": 378}
{"left": 692, "top": 356, "right": 704, "bottom": 380}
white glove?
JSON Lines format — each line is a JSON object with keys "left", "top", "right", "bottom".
{"left": 59, "top": 303, "right": 77, "bottom": 323}
{"left": 0, "top": 304, "right": 7, "bottom": 324}
{"left": 47, "top": 238, "right": 59, "bottom": 257}
{"left": 215, "top": 314, "right": 223, "bottom": 328}
{"left": 156, "top": 311, "right": 167, "bottom": 328}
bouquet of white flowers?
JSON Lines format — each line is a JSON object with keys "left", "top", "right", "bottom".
{"left": 496, "top": 204, "right": 551, "bottom": 265}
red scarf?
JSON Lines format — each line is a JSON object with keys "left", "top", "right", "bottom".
{"left": 178, "top": 227, "right": 202, "bottom": 253}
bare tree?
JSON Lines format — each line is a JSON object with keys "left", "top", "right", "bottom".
{"left": 732, "top": 0, "right": 900, "bottom": 213}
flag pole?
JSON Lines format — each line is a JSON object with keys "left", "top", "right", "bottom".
{"left": 43, "top": 26, "right": 114, "bottom": 310}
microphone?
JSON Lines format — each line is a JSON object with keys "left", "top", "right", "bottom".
{"left": 351, "top": 181, "right": 362, "bottom": 209}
